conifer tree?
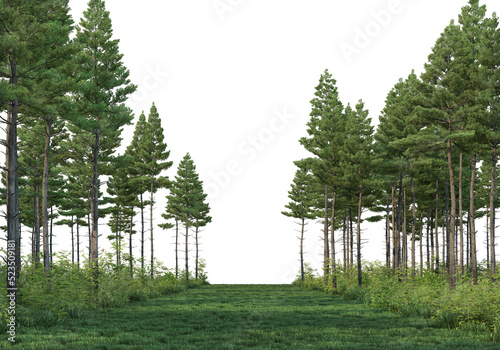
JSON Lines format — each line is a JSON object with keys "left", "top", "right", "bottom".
{"left": 140, "top": 103, "right": 172, "bottom": 278}
{"left": 73, "top": 0, "right": 137, "bottom": 287}
{"left": 299, "top": 69, "right": 346, "bottom": 288}
{"left": 341, "top": 100, "right": 374, "bottom": 286}
{"left": 166, "top": 153, "right": 203, "bottom": 281}
{"left": 282, "top": 165, "right": 321, "bottom": 281}
{"left": 125, "top": 112, "right": 149, "bottom": 273}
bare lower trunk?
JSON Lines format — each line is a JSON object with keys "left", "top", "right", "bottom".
{"left": 6, "top": 95, "right": 20, "bottom": 302}
{"left": 300, "top": 218, "right": 305, "bottom": 281}
{"left": 447, "top": 138, "right": 456, "bottom": 289}
{"left": 470, "top": 154, "right": 477, "bottom": 284}
{"left": 411, "top": 172, "right": 416, "bottom": 278}
{"left": 90, "top": 129, "right": 99, "bottom": 290}
{"left": 185, "top": 215, "right": 189, "bottom": 280}
{"left": 150, "top": 186, "right": 154, "bottom": 279}
{"left": 357, "top": 188, "right": 363, "bottom": 287}
{"left": 490, "top": 146, "right": 496, "bottom": 279}
{"left": 175, "top": 219, "right": 179, "bottom": 278}
{"left": 330, "top": 187, "right": 336, "bottom": 291}
{"left": 42, "top": 118, "right": 52, "bottom": 275}
{"left": 435, "top": 178, "right": 440, "bottom": 271}
{"left": 459, "top": 152, "right": 464, "bottom": 277}
{"left": 323, "top": 185, "right": 329, "bottom": 288}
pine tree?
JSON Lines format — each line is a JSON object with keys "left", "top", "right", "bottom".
{"left": 140, "top": 103, "right": 172, "bottom": 278}
{"left": 341, "top": 100, "right": 374, "bottom": 286}
{"left": 125, "top": 112, "right": 149, "bottom": 274}
{"left": 299, "top": 69, "right": 346, "bottom": 289}
{"left": 166, "top": 153, "right": 203, "bottom": 281}
{"left": 282, "top": 164, "right": 321, "bottom": 281}
{"left": 73, "top": 0, "right": 137, "bottom": 288}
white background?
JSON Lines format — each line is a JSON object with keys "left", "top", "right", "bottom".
{"left": 44, "top": 0, "right": 499, "bottom": 284}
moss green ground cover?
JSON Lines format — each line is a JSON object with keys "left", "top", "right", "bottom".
{"left": 2, "top": 284, "right": 496, "bottom": 349}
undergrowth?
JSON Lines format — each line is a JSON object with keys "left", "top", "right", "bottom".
{"left": 0, "top": 250, "right": 208, "bottom": 331}
{"left": 294, "top": 261, "right": 500, "bottom": 341}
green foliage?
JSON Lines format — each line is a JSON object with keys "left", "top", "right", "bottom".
{"left": 296, "top": 260, "right": 500, "bottom": 336}
{"left": 0, "top": 249, "right": 206, "bottom": 330}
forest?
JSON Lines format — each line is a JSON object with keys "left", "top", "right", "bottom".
{"left": 1, "top": 0, "right": 500, "bottom": 348}
{"left": 282, "top": 0, "right": 500, "bottom": 337}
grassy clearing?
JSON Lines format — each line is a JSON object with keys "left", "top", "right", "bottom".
{"left": 2, "top": 284, "right": 498, "bottom": 349}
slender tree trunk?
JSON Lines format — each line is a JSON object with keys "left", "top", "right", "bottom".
{"left": 115, "top": 207, "right": 119, "bottom": 266}
{"left": 90, "top": 129, "right": 100, "bottom": 289}
{"left": 300, "top": 218, "right": 305, "bottom": 281}
{"left": 350, "top": 208, "right": 354, "bottom": 268}
{"left": 129, "top": 213, "right": 134, "bottom": 277}
{"left": 403, "top": 189, "right": 407, "bottom": 275}
{"left": 140, "top": 192, "right": 144, "bottom": 274}
{"left": 459, "top": 152, "right": 464, "bottom": 277}
{"left": 392, "top": 185, "right": 397, "bottom": 272}
{"left": 470, "top": 154, "right": 477, "bottom": 284}
{"left": 42, "top": 118, "right": 52, "bottom": 275}
{"left": 71, "top": 216, "right": 75, "bottom": 264}
{"left": 185, "top": 215, "right": 189, "bottom": 281}
{"left": 195, "top": 224, "right": 199, "bottom": 280}
{"left": 6, "top": 95, "right": 21, "bottom": 302}
{"left": 150, "top": 185, "right": 154, "bottom": 279}
{"left": 411, "top": 172, "right": 417, "bottom": 278}
{"left": 386, "top": 195, "right": 391, "bottom": 269}
{"left": 50, "top": 206, "right": 53, "bottom": 264}
{"left": 330, "top": 187, "right": 336, "bottom": 291}
{"left": 175, "top": 219, "right": 179, "bottom": 278}
{"left": 323, "top": 185, "right": 329, "bottom": 288}
{"left": 435, "top": 178, "right": 440, "bottom": 271}
{"left": 420, "top": 212, "right": 423, "bottom": 277}
{"left": 446, "top": 138, "right": 456, "bottom": 289}
{"left": 77, "top": 219, "right": 80, "bottom": 268}
{"left": 34, "top": 184, "right": 40, "bottom": 265}
{"left": 357, "top": 187, "right": 363, "bottom": 287}
{"left": 343, "top": 214, "right": 347, "bottom": 270}
{"left": 490, "top": 145, "right": 496, "bottom": 279}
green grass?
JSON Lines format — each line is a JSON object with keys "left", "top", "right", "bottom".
{"left": 2, "top": 284, "right": 497, "bottom": 349}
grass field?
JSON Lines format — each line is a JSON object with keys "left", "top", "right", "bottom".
{"left": 2, "top": 284, "right": 497, "bottom": 349}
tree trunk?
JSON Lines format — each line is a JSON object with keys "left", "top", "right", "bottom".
{"left": 300, "top": 218, "right": 305, "bottom": 281}
{"left": 357, "top": 187, "right": 363, "bottom": 287}
{"left": 446, "top": 138, "right": 456, "bottom": 289}
{"left": 6, "top": 95, "right": 20, "bottom": 303}
{"left": 386, "top": 195, "right": 391, "bottom": 269}
{"left": 470, "top": 154, "right": 477, "bottom": 284}
{"left": 403, "top": 189, "right": 407, "bottom": 276}
{"left": 343, "top": 214, "right": 347, "bottom": 270}
{"left": 90, "top": 129, "right": 100, "bottom": 289}
{"left": 459, "top": 152, "right": 464, "bottom": 277}
{"left": 71, "top": 216, "right": 74, "bottom": 264}
{"left": 330, "top": 187, "right": 336, "bottom": 291}
{"left": 195, "top": 224, "right": 199, "bottom": 280}
{"left": 185, "top": 215, "right": 189, "bottom": 281}
{"left": 77, "top": 219, "right": 80, "bottom": 268}
{"left": 34, "top": 184, "right": 40, "bottom": 265}
{"left": 411, "top": 172, "right": 416, "bottom": 278}
{"left": 420, "top": 212, "right": 423, "bottom": 277}
{"left": 175, "top": 219, "right": 179, "bottom": 278}
{"left": 150, "top": 184, "right": 154, "bottom": 279}
{"left": 490, "top": 145, "right": 496, "bottom": 279}
{"left": 392, "top": 185, "right": 397, "bottom": 272}
{"left": 140, "top": 192, "right": 144, "bottom": 274}
{"left": 129, "top": 213, "right": 134, "bottom": 277}
{"left": 323, "top": 185, "right": 329, "bottom": 288}
{"left": 42, "top": 118, "right": 52, "bottom": 275}
{"left": 435, "top": 178, "right": 440, "bottom": 271}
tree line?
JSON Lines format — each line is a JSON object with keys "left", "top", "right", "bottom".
{"left": 0, "top": 0, "right": 211, "bottom": 306}
{"left": 283, "top": 0, "right": 499, "bottom": 291}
